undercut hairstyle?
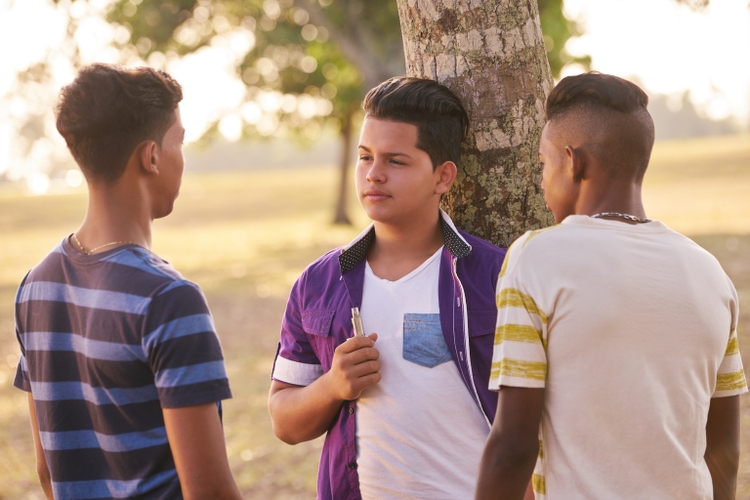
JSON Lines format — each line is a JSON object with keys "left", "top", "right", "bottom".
{"left": 362, "top": 76, "right": 469, "bottom": 169}
{"left": 56, "top": 63, "right": 183, "bottom": 183}
{"left": 545, "top": 72, "right": 655, "bottom": 181}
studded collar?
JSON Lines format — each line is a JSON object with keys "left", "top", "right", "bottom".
{"left": 338, "top": 210, "right": 472, "bottom": 274}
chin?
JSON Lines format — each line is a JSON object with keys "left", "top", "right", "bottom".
{"left": 154, "top": 204, "right": 175, "bottom": 220}
{"left": 364, "top": 209, "right": 396, "bottom": 225}
{"left": 360, "top": 203, "right": 384, "bottom": 221}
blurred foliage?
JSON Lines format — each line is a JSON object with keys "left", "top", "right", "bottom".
{"left": 106, "top": 0, "right": 405, "bottom": 141}
{"left": 105, "top": 0, "right": 589, "bottom": 143}
{"left": 538, "top": 0, "right": 591, "bottom": 76}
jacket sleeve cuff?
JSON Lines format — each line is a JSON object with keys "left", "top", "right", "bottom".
{"left": 272, "top": 356, "right": 323, "bottom": 386}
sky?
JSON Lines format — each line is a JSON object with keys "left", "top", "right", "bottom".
{"left": 0, "top": 0, "right": 748, "bottom": 192}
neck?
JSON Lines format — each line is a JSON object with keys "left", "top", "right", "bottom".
{"left": 371, "top": 215, "right": 444, "bottom": 258}
{"left": 75, "top": 180, "right": 153, "bottom": 253}
{"left": 578, "top": 179, "right": 647, "bottom": 221}
{"left": 366, "top": 214, "right": 444, "bottom": 281}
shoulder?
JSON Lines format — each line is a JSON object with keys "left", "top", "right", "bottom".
{"left": 659, "top": 226, "right": 734, "bottom": 285}
{"left": 119, "top": 247, "right": 186, "bottom": 283}
{"left": 117, "top": 250, "right": 211, "bottom": 312}
{"left": 301, "top": 247, "right": 343, "bottom": 276}
{"left": 452, "top": 231, "right": 507, "bottom": 297}
{"left": 509, "top": 223, "right": 574, "bottom": 257}
{"left": 106, "top": 247, "right": 206, "bottom": 301}
{"left": 458, "top": 229, "right": 507, "bottom": 264}
{"left": 286, "top": 247, "right": 348, "bottom": 309}
{"left": 293, "top": 247, "right": 343, "bottom": 291}
{"left": 22, "top": 240, "right": 68, "bottom": 281}
{"left": 497, "top": 224, "right": 568, "bottom": 279}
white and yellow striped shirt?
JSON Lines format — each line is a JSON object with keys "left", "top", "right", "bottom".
{"left": 489, "top": 215, "right": 746, "bottom": 499}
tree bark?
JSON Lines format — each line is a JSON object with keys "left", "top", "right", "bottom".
{"left": 396, "top": 0, "right": 555, "bottom": 247}
{"left": 333, "top": 110, "right": 354, "bottom": 225}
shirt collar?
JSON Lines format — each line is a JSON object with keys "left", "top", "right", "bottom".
{"left": 338, "top": 209, "right": 472, "bottom": 273}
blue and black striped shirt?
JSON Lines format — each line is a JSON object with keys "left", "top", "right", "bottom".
{"left": 14, "top": 237, "right": 232, "bottom": 499}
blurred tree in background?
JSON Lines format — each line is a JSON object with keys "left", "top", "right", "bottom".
{"left": 104, "top": 0, "right": 587, "bottom": 223}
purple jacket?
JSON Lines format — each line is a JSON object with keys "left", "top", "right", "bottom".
{"left": 272, "top": 212, "right": 506, "bottom": 500}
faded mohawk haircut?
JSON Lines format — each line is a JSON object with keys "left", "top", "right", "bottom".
{"left": 545, "top": 72, "right": 655, "bottom": 181}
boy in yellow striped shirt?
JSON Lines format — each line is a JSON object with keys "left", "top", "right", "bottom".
{"left": 476, "top": 72, "right": 746, "bottom": 500}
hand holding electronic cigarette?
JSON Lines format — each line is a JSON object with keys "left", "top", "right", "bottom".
{"left": 328, "top": 330, "right": 381, "bottom": 401}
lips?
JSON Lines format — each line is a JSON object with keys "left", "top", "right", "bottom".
{"left": 363, "top": 189, "right": 390, "bottom": 201}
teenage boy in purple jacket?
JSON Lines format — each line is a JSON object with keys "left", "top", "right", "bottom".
{"left": 269, "top": 77, "right": 507, "bottom": 499}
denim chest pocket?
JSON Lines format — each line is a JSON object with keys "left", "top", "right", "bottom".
{"left": 402, "top": 313, "right": 452, "bottom": 368}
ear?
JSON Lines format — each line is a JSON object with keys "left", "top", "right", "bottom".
{"left": 565, "top": 146, "right": 585, "bottom": 182}
{"left": 138, "top": 140, "right": 160, "bottom": 175}
{"left": 434, "top": 160, "right": 457, "bottom": 195}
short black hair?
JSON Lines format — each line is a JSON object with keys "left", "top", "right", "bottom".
{"left": 545, "top": 72, "right": 655, "bottom": 181}
{"left": 56, "top": 63, "right": 183, "bottom": 184}
{"left": 362, "top": 76, "right": 469, "bottom": 168}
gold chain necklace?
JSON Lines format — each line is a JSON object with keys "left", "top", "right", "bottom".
{"left": 72, "top": 233, "right": 136, "bottom": 255}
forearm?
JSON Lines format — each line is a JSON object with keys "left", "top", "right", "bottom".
{"left": 475, "top": 432, "right": 538, "bottom": 500}
{"left": 163, "top": 403, "right": 241, "bottom": 500}
{"left": 38, "top": 469, "right": 53, "bottom": 500}
{"left": 705, "top": 396, "right": 741, "bottom": 500}
{"left": 268, "top": 375, "right": 344, "bottom": 444}
{"left": 27, "top": 394, "right": 54, "bottom": 499}
{"left": 706, "top": 449, "right": 739, "bottom": 500}
{"left": 476, "top": 386, "right": 544, "bottom": 500}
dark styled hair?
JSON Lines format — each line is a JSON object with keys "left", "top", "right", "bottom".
{"left": 56, "top": 63, "right": 183, "bottom": 183}
{"left": 545, "top": 72, "right": 655, "bottom": 181}
{"left": 362, "top": 76, "right": 469, "bottom": 168}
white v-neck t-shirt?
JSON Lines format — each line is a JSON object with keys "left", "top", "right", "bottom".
{"left": 356, "top": 247, "right": 489, "bottom": 500}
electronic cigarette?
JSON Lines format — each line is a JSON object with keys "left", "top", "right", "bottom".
{"left": 351, "top": 307, "right": 365, "bottom": 336}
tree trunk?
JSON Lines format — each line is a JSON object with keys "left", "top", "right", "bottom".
{"left": 396, "top": 0, "right": 555, "bottom": 247}
{"left": 333, "top": 111, "right": 354, "bottom": 225}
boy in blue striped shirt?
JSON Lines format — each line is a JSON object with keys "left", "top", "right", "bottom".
{"left": 13, "top": 63, "right": 242, "bottom": 500}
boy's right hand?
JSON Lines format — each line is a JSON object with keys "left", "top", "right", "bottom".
{"left": 268, "top": 332, "right": 381, "bottom": 444}
{"left": 327, "top": 332, "right": 381, "bottom": 400}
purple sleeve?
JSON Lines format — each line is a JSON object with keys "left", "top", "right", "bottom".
{"left": 272, "top": 274, "right": 324, "bottom": 386}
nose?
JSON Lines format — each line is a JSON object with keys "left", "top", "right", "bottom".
{"left": 366, "top": 157, "right": 386, "bottom": 183}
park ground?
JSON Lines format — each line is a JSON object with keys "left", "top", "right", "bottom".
{"left": 0, "top": 133, "right": 749, "bottom": 498}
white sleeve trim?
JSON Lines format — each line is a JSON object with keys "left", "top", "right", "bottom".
{"left": 272, "top": 356, "right": 323, "bottom": 386}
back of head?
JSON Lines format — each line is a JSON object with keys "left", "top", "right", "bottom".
{"left": 362, "top": 76, "right": 469, "bottom": 168}
{"left": 56, "top": 63, "right": 183, "bottom": 184}
{"left": 545, "top": 72, "right": 655, "bottom": 181}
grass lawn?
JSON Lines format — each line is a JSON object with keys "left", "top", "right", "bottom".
{"left": 0, "top": 133, "right": 748, "bottom": 498}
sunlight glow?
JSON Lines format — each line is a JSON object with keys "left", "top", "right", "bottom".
{"left": 218, "top": 114, "right": 243, "bottom": 142}
{"left": 563, "top": 0, "right": 750, "bottom": 123}
{"left": 65, "top": 169, "right": 84, "bottom": 188}
{"left": 27, "top": 172, "right": 50, "bottom": 195}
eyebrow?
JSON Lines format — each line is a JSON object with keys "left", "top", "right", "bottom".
{"left": 357, "top": 145, "right": 413, "bottom": 159}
